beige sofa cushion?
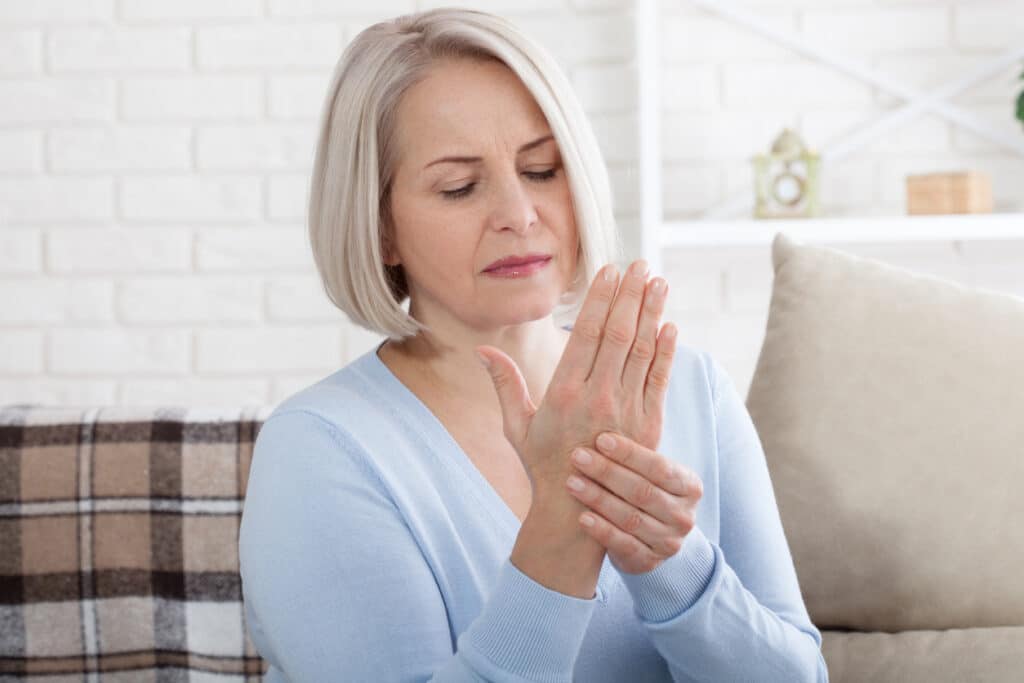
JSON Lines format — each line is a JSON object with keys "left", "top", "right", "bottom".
{"left": 746, "top": 232, "right": 1024, "bottom": 633}
{"left": 822, "top": 626, "right": 1024, "bottom": 682}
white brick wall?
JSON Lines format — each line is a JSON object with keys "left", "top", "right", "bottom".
{"left": 49, "top": 27, "right": 192, "bottom": 71}
{"left": 1, "top": 0, "right": 1022, "bottom": 408}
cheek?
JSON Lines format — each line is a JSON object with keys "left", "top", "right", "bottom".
{"left": 391, "top": 199, "right": 457, "bottom": 259}
{"left": 397, "top": 214, "right": 479, "bottom": 284}
{"left": 554, "top": 181, "right": 577, "bottom": 236}
{"left": 550, "top": 185, "right": 578, "bottom": 252}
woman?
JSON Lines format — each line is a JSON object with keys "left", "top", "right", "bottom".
{"left": 238, "top": 8, "right": 828, "bottom": 682}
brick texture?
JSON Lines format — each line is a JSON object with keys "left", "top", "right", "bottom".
{"left": 0, "top": 0, "right": 1021, "bottom": 406}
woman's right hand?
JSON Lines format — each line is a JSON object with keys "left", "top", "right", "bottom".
{"left": 476, "top": 259, "right": 677, "bottom": 496}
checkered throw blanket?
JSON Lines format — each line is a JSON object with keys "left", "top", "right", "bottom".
{"left": 0, "top": 404, "right": 274, "bottom": 681}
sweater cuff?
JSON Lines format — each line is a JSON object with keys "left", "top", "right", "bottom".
{"left": 618, "top": 524, "right": 717, "bottom": 623}
{"left": 459, "top": 557, "right": 598, "bottom": 682}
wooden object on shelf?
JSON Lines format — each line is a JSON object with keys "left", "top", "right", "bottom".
{"left": 906, "top": 171, "right": 993, "bottom": 215}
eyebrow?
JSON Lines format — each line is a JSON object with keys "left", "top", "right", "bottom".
{"left": 423, "top": 134, "right": 555, "bottom": 170}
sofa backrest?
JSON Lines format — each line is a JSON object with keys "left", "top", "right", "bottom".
{"left": 0, "top": 404, "right": 273, "bottom": 680}
{"left": 747, "top": 232, "right": 1024, "bottom": 633}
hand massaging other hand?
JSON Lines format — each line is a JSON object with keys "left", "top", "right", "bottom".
{"left": 474, "top": 258, "right": 697, "bottom": 510}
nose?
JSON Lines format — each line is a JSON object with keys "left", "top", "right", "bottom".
{"left": 486, "top": 170, "right": 540, "bottom": 235}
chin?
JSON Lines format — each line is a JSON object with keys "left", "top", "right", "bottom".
{"left": 499, "top": 295, "right": 562, "bottom": 324}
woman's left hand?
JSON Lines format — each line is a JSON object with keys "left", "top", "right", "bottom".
{"left": 565, "top": 430, "right": 703, "bottom": 575}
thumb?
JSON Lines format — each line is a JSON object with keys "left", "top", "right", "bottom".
{"left": 475, "top": 345, "right": 535, "bottom": 447}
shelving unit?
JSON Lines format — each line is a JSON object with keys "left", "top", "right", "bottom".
{"left": 661, "top": 213, "right": 1024, "bottom": 248}
{"left": 634, "top": 0, "right": 1024, "bottom": 271}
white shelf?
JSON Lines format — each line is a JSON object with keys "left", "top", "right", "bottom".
{"left": 635, "top": 0, "right": 1024, "bottom": 264}
{"left": 660, "top": 213, "right": 1024, "bottom": 248}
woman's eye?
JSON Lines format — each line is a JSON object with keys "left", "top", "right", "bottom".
{"left": 441, "top": 183, "right": 475, "bottom": 200}
{"left": 439, "top": 168, "right": 559, "bottom": 201}
{"left": 525, "top": 168, "right": 558, "bottom": 182}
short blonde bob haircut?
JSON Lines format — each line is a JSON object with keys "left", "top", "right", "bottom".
{"left": 308, "top": 7, "right": 622, "bottom": 340}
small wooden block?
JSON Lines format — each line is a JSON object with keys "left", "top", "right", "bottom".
{"left": 906, "top": 171, "right": 993, "bottom": 215}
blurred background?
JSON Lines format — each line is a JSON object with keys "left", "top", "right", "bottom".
{"left": 1, "top": 0, "right": 1022, "bottom": 407}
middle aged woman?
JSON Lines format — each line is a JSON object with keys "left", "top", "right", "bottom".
{"left": 238, "top": 8, "right": 829, "bottom": 683}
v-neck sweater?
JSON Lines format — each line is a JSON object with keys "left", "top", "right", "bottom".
{"left": 238, "top": 339, "right": 829, "bottom": 682}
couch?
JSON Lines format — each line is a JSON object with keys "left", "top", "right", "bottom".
{"left": 2, "top": 232, "right": 1022, "bottom": 681}
{"left": 745, "top": 233, "right": 1024, "bottom": 681}
{"left": 0, "top": 405, "right": 273, "bottom": 681}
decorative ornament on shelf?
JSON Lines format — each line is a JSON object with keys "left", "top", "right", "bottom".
{"left": 1016, "top": 65, "right": 1024, "bottom": 130}
{"left": 751, "top": 128, "right": 821, "bottom": 219}
{"left": 905, "top": 171, "right": 993, "bottom": 215}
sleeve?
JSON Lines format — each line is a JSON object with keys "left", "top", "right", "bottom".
{"left": 616, "top": 356, "right": 830, "bottom": 683}
{"left": 238, "top": 409, "right": 598, "bottom": 683}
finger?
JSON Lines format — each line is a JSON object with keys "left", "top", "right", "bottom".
{"left": 476, "top": 345, "right": 536, "bottom": 446}
{"left": 620, "top": 276, "right": 668, "bottom": 398}
{"left": 578, "top": 509, "right": 665, "bottom": 574}
{"left": 589, "top": 259, "right": 650, "bottom": 385}
{"left": 643, "top": 322, "right": 677, "bottom": 418}
{"left": 566, "top": 470, "right": 684, "bottom": 558}
{"left": 551, "top": 263, "right": 620, "bottom": 387}
{"left": 574, "top": 438, "right": 692, "bottom": 508}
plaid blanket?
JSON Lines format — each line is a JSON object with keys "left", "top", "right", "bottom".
{"left": 0, "top": 404, "right": 274, "bottom": 681}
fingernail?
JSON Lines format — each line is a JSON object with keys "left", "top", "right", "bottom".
{"left": 604, "top": 264, "right": 618, "bottom": 281}
{"left": 572, "top": 448, "right": 591, "bottom": 465}
{"left": 567, "top": 475, "right": 585, "bottom": 492}
{"left": 596, "top": 432, "right": 616, "bottom": 451}
{"left": 475, "top": 351, "right": 490, "bottom": 368}
{"left": 630, "top": 260, "right": 649, "bottom": 277}
{"left": 664, "top": 324, "right": 677, "bottom": 341}
{"left": 580, "top": 514, "right": 595, "bottom": 527}
{"left": 651, "top": 278, "right": 665, "bottom": 293}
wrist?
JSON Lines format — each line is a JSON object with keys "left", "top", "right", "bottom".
{"left": 511, "top": 487, "right": 605, "bottom": 599}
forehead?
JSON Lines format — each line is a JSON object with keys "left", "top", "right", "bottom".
{"left": 395, "top": 58, "right": 552, "bottom": 157}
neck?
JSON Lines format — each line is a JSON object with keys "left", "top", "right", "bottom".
{"left": 379, "top": 318, "right": 571, "bottom": 410}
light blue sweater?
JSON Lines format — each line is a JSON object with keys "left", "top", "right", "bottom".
{"left": 238, "top": 338, "right": 829, "bottom": 682}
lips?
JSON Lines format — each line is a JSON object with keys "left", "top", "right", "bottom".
{"left": 483, "top": 253, "right": 552, "bottom": 272}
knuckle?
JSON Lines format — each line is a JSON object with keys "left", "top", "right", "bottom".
{"left": 690, "top": 477, "right": 704, "bottom": 500}
{"left": 622, "top": 538, "right": 644, "bottom": 561}
{"left": 604, "top": 324, "right": 633, "bottom": 347}
{"left": 670, "top": 508, "right": 693, "bottom": 532}
{"left": 660, "top": 537, "right": 682, "bottom": 557}
{"left": 629, "top": 338, "right": 655, "bottom": 363}
{"left": 633, "top": 480, "right": 656, "bottom": 506}
{"left": 593, "top": 281, "right": 615, "bottom": 302}
{"left": 619, "top": 395, "right": 640, "bottom": 420}
{"left": 622, "top": 510, "right": 644, "bottom": 534}
{"left": 490, "top": 370, "right": 511, "bottom": 391}
{"left": 646, "top": 367, "right": 671, "bottom": 391}
{"left": 576, "top": 319, "right": 603, "bottom": 344}
{"left": 623, "top": 277, "right": 646, "bottom": 297}
{"left": 617, "top": 444, "right": 637, "bottom": 468}
{"left": 637, "top": 423, "right": 659, "bottom": 450}
{"left": 588, "top": 391, "right": 617, "bottom": 419}
{"left": 592, "top": 455, "right": 612, "bottom": 480}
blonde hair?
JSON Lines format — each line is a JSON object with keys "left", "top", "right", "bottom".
{"left": 308, "top": 7, "right": 622, "bottom": 340}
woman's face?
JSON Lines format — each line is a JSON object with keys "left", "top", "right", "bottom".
{"left": 384, "top": 57, "right": 580, "bottom": 332}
